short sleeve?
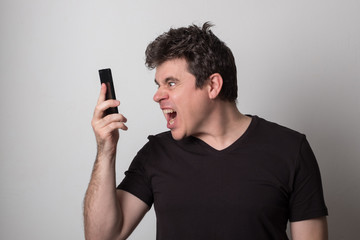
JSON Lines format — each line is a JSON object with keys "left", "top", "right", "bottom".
{"left": 289, "top": 137, "right": 328, "bottom": 221}
{"left": 117, "top": 142, "right": 154, "bottom": 208}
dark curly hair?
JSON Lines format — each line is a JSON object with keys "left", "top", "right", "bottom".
{"left": 145, "top": 22, "right": 238, "bottom": 102}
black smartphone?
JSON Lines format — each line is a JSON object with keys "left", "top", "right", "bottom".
{"left": 98, "top": 68, "right": 119, "bottom": 115}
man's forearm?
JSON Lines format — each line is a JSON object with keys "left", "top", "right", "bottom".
{"left": 84, "top": 154, "right": 123, "bottom": 240}
{"left": 290, "top": 217, "right": 328, "bottom": 240}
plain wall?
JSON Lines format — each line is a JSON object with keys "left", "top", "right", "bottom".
{"left": 1, "top": 0, "right": 359, "bottom": 239}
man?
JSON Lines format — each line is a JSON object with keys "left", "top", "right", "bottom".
{"left": 84, "top": 22, "right": 328, "bottom": 240}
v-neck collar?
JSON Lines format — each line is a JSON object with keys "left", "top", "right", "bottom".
{"left": 177, "top": 115, "right": 259, "bottom": 155}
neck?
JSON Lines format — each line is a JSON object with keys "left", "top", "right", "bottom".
{"left": 193, "top": 101, "right": 252, "bottom": 150}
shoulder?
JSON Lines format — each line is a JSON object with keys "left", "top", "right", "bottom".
{"left": 146, "top": 131, "right": 199, "bottom": 154}
{"left": 144, "top": 131, "right": 178, "bottom": 151}
{"left": 130, "top": 132, "right": 174, "bottom": 166}
{"left": 249, "top": 115, "right": 306, "bottom": 150}
{"left": 149, "top": 131, "right": 173, "bottom": 141}
{"left": 131, "top": 132, "right": 172, "bottom": 157}
{"left": 147, "top": 131, "right": 174, "bottom": 146}
{"left": 253, "top": 115, "right": 304, "bottom": 138}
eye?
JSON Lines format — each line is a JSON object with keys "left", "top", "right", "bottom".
{"left": 168, "top": 82, "right": 176, "bottom": 87}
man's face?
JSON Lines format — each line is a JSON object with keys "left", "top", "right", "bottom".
{"left": 153, "top": 58, "right": 211, "bottom": 140}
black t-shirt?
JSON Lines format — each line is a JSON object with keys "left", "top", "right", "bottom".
{"left": 118, "top": 116, "right": 328, "bottom": 239}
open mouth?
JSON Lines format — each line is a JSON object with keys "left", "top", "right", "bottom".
{"left": 163, "top": 109, "right": 177, "bottom": 125}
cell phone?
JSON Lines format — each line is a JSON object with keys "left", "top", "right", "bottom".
{"left": 98, "top": 68, "right": 119, "bottom": 115}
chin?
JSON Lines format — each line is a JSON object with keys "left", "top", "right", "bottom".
{"left": 170, "top": 130, "right": 186, "bottom": 141}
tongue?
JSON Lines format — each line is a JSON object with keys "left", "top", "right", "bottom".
{"left": 168, "top": 112, "right": 177, "bottom": 125}
{"left": 169, "top": 112, "right": 177, "bottom": 119}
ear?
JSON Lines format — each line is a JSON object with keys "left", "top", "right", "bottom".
{"left": 207, "top": 73, "right": 223, "bottom": 99}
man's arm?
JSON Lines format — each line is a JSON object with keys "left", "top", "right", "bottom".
{"left": 290, "top": 217, "right": 328, "bottom": 240}
{"left": 84, "top": 84, "right": 149, "bottom": 240}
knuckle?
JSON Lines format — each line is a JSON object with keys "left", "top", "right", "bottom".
{"left": 91, "top": 120, "right": 97, "bottom": 129}
{"left": 95, "top": 105, "right": 102, "bottom": 113}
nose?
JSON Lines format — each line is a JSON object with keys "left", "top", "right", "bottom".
{"left": 153, "top": 87, "right": 168, "bottom": 103}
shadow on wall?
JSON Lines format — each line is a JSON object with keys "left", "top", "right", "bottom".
{"left": 287, "top": 80, "right": 360, "bottom": 239}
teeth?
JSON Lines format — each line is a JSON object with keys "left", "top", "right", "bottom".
{"left": 163, "top": 109, "right": 176, "bottom": 114}
{"left": 169, "top": 119, "right": 175, "bottom": 125}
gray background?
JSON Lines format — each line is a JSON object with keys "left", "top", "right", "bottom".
{"left": 1, "top": 0, "right": 359, "bottom": 239}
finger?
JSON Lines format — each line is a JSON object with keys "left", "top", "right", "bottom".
{"left": 92, "top": 119, "right": 128, "bottom": 143}
{"left": 93, "top": 99, "right": 120, "bottom": 120}
{"left": 97, "top": 83, "right": 107, "bottom": 105}
{"left": 102, "top": 121, "right": 128, "bottom": 134}
{"left": 93, "top": 84, "right": 108, "bottom": 120}
{"left": 112, "top": 122, "right": 128, "bottom": 131}
{"left": 92, "top": 113, "right": 127, "bottom": 131}
{"left": 100, "top": 113, "right": 127, "bottom": 128}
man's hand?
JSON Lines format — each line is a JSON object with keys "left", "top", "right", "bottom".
{"left": 91, "top": 83, "right": 128, "bottom": 157}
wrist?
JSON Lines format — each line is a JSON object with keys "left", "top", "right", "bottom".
{"left": 96, "top": 147, "right": 117, "bottom": 164}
